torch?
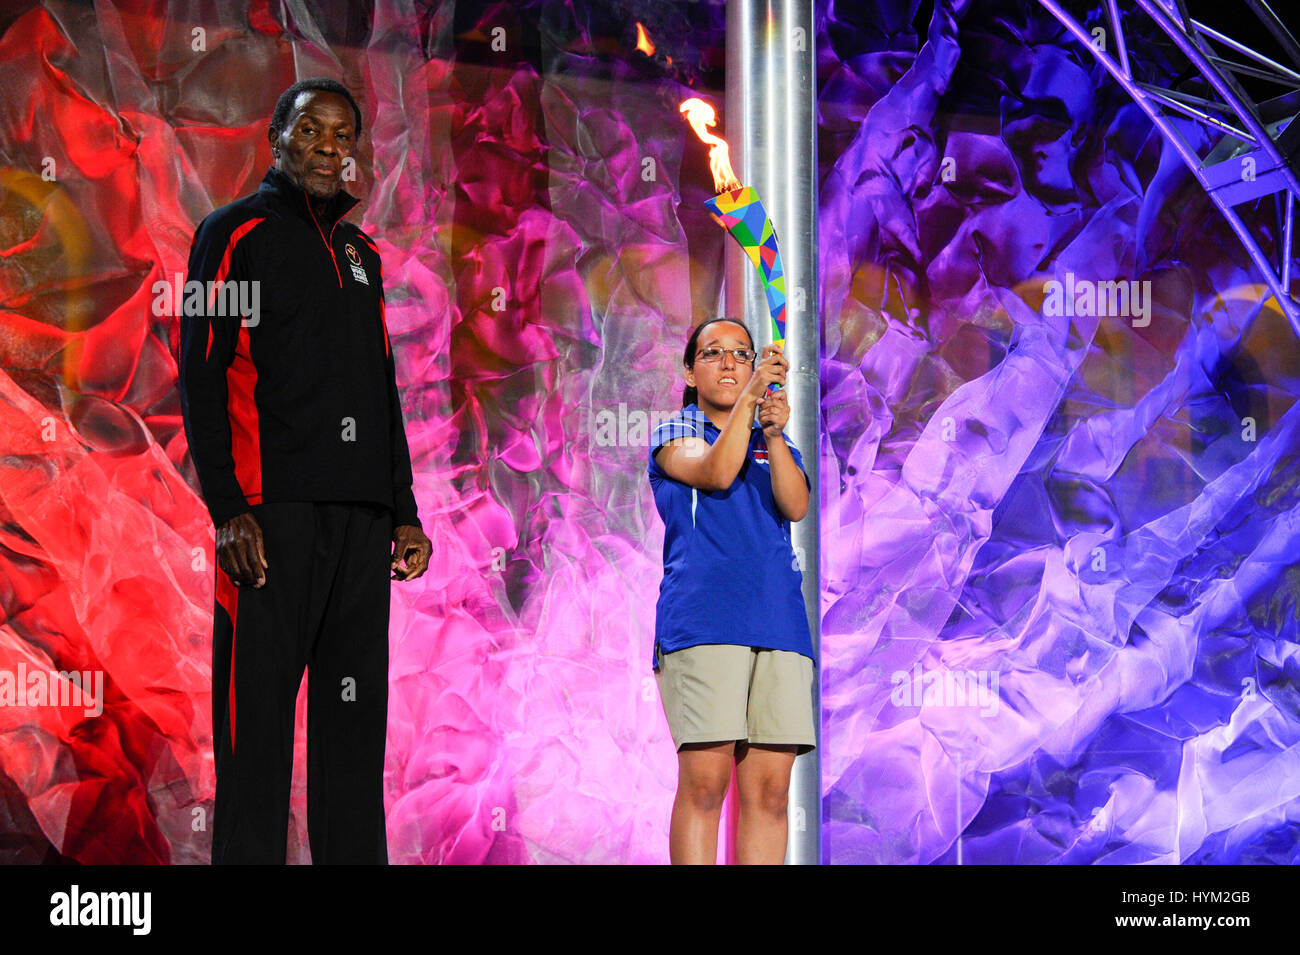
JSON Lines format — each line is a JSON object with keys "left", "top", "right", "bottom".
{"left": 679, "top": 98, "right": 787, "bottom": 389}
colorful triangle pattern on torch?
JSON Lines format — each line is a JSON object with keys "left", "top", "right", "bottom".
{"left": 704, "top": 186, "right": 787, "bottom": 352}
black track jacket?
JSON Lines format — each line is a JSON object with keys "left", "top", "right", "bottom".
{"left": 177, "top": 167, "right": 421, "bottom": 531}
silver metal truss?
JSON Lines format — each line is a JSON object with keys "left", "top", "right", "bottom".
{"left": 1037, "top": 0, "right": 1300, "bottom": 334}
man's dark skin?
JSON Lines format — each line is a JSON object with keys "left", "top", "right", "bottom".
{"left": 216, "top": 90, "right": 432, "bottom": 588}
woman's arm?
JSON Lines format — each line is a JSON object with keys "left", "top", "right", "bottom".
{"left": 654, "top": 394, "right": 758, "bottom": 491}
{"left": 758, "top": 390, "right": 809, "bottom": 521}
{"left": 655, "top": 348, "right": 788, "bottom": 491}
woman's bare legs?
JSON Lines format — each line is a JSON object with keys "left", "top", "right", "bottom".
{"left": 670, "top": 741, "right": 798, "bottom": 864}
{"left": 670, "top": 741, "right": 735, "bottom": 864}
{"left": 734, "top": 742, "right": 798, "bottom": 864}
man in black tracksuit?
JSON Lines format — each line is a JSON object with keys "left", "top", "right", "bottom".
{"left": 177, "top": 79, "right": 431, "bottom": 864}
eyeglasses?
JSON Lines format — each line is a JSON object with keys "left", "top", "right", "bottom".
{"left": 694, "top": 347, "right": 755, "bottom": 364}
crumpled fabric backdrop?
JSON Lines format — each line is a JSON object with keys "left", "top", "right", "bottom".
{"left": 0, "top": 0, "right": 727, "bottom": 864}
{"left": 0, "top": 0, "right": 1296, "bottom": 865}
{"left": 819, "top": 0, "right": 1300, "bottom": 863}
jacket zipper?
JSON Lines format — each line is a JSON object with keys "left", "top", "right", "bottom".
{"left": 305, "top": 197, "right": 343, "bottom": 288}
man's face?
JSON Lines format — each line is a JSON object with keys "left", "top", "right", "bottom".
{"left": 269, "top": 90, "right": 356, "bottom": 200}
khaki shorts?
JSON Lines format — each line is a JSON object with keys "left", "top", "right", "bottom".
{"left": 655, "top": 643, "right": 816, "bottom": 754}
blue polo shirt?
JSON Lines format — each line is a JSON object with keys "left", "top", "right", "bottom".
{"left": 647, "top": 403, "right": 813, "bottom": 668}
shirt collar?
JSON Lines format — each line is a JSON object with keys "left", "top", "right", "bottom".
{"left": 683, "top": 402, "right": 759, "bottom": 435}
{"left": 682, "top": 403, "right": 713, "bottom": 431}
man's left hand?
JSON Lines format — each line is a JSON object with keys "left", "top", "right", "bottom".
{"left": 391, "top": 524, "right": 431, "bottom": 581}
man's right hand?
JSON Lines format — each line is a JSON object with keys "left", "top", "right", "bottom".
{"left": 216, "top": 512, "right": 268, "bottom": 588}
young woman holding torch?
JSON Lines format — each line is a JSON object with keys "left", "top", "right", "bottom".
{"left": 647, "top": 316, "right": 816, "bottom": 864}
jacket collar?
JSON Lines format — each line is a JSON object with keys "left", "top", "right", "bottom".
{"left": 259, "top": 166, "right": 359, "bottom": 226}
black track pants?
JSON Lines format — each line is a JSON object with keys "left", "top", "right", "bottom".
{"left": 210, "top": 501, "right": 393, "bottom": 864}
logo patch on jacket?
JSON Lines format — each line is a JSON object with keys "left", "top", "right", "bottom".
{"left": 345, "top": 243, "right": 369, "bottom": 285}
{"left": 753, "top": 436, "right": 769, "bottom": 465}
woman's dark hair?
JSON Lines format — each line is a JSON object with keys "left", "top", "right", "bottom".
{"left": 682, "top": 317, "right": 754, "bottom": 407}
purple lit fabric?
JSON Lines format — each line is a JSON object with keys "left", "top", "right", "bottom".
{"left": 818, "top": 0, "right": 1300, "bottom": 863}
{"left": 0, "top": 0, "right": 728, "bottom": 864}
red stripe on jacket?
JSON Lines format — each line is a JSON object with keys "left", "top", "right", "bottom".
{"left": 204, "top": 217, "right": 265, "bottom": 361}
{"left": 365, "top": 234, "right": 390, "bottom": 357}
{"left": 226, "top": 325, "right": 262, "bottom": 506}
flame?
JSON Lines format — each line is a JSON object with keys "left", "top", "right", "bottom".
{"left": 635, "top": 23, "right": 671, "bottom": 66}
{"left": 679, "top": 97, "right": 741, "bottom": 194}
{"left": 635, "top": 23, "right": 655, "bottom": 56}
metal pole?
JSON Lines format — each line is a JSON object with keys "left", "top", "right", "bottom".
{"left": 727, "top": 0, "right": 821, "bottom": 865}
